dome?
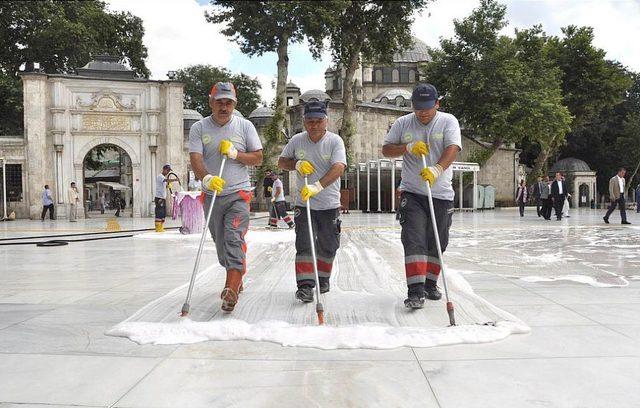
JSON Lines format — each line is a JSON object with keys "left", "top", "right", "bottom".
{"left": 232, "top": 109, "right": 244, "bottom": 118}
{"left": 550, "top": 158, "right": 592, "bottom": 173}
{"left": 393, "top": 37, "right": 431, "bottom": 63}
{"left": 300, "top": 89, "right": 331, "bottom": 103}
{"left": 286, "top": 81, "right": 300, "bottom": 90}
{"left": 76, "top": 55, "right": 136, "bottom": 79}
{"left": 248, "top": 106, "right": 275, "bottom": 119}
{"left": 183, "top": 109, "right": 203, "bottom": 121}
{"left": 372, "top": 89, "right": 412, "bottom": 103}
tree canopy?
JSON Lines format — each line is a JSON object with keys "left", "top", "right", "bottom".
{"left": 175, "top": 64, "right": 261, "bottom": 118}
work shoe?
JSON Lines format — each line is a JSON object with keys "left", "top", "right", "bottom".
{"left": 603, "top": 217, "right": 610, "bottom": 224}
{"left": 221, "top": 270, "right": 243, "bottom": 312}
{"left": 622, "top": 221, "right": 632, "bottom": 225}
{"left": 404, "top": 294, "right": 425, "bottom": 309}
{"left": 319, "top": 278, "right": 330, "bottom": 294}
{"left": 425, "top": 286, "right": 442, "bottom": 301}
{"left": 295, "top": 286, "right": 314, "bottom": 303}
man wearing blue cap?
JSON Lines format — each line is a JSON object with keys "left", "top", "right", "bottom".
{"left": 382, "top": 83, "right": 462, "bottom": 309}
{"left": 189, "top": 82, "right": 263, "bottom": 312}
{"left": 278, "top": 101, "right": 347, "bottom": 303}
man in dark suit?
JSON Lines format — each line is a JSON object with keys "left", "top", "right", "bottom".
{"left": 550, "top": 172, "right": 567, "bottom": 221}
{"left": 531, "top": 176, "right": 544, "bottom": 217}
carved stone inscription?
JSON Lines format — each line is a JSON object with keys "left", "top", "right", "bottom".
{"left": 82, "top": 114, "right": 131, "bottom": 131}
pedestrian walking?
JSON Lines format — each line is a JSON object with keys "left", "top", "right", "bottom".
{"left": 268, "top": 172, "right": 294, "bottom": 228}
{"left": 550, "top": 173, "right": 567, "bottom": 221}
{"left": 531, "top": 176, "right": 543, "bottom": 217}
{"left": 516, "top": 179, "right": 528, "bottom": 217}
{"left": 67, "top": 182, "right": 80, "bottom": 222}
{"left": 99, "top": 191, "right": 106, "bottom": 214}
{"left": 603, "top": 167, "right": 631, "bottom": 224}
{"left": 540, "top": 176, "right": 552, "bottom": 220}
{"left": 41, "top": 185, "right": 54, "bottom": 220}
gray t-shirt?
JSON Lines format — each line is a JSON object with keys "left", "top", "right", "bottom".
{"left": 189, "top": 115, "right": 262, "bottom": 196}
{"left": 383, "top": 111, "right": 462, "bottom": 201}
{"left": 272, "top": 178, "right": 285, "bottom": 202}
{"left": 155, "top": 174, "right": 166, "bottom": 199}
{"left": 280, "top": 131, "right": 347, "bottom": 210}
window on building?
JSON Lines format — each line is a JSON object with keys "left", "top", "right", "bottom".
{"left": 374, "top": 69, "right": 382, "bottom": 83}
{"left": 287, "top": 96, "right": 294, "bottom": 106}
{"left": 409, "top": 69, "right": 416, "bottom": 83}
{"left": 399, "top": 66, "right": 409, "bottom": 82}
{"left": 392, "top": 69, "right": 399, "bottom": 83}
{"left": 382, "top": 67, "right": 392, "bottom": 83}
{"left": 1, "top": 164, "right": 23, "bottom": 202}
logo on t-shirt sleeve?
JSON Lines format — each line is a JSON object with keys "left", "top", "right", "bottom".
{"left": 402, "top": 132, "right": 413, "bottom": 143}
{"left": 296, "top": 150, "right": 306, "bottom": 160}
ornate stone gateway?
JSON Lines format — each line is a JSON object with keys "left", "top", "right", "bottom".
{"left": 16, "top": 55, "right": 185, "bottom": 219}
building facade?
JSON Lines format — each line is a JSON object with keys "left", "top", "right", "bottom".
{"left": 1, "top": 56, "right": 186, "bottom": 219}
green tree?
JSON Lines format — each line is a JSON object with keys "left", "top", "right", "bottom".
{"left": 423, "top": 0, "right": 527, "bottom": 160}
{"left": 175, "top": 65, "right": 261, "bottom": 117}
{"left": 0, "top": 0, "right": 149, "bottom": 134}
{"left": 511, "top": 26, "right": 572, "bottom": 182}
{"left": 0, "top": 1, "right": 148, "bottom": 76}
{"left": 326, "top": 0, "right": 429, "bottom": 160}
{"left": 206, "top": 0, "right": 329, "bottom": 187}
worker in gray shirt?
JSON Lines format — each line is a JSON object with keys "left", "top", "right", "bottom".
{"left": 278, "top": 101, "right": 347, "bottom": 303}
{"left": 189, "top": 82, "right": 263, "bottom": 312}
{"left": 382, "top": 83, "right": 462, "bottom": 309}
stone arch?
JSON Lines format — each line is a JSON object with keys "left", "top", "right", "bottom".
{"left": 73, "top": 136, "right": 142, "bottom": 217}
{"left": 74, "top": 136, "right": 139, "bottom": 166}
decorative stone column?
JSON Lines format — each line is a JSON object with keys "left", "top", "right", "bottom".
{"left": 54, "top": 144, "right": 64, "bottom": 205}
{"left": 20, "top": 72, "right": 48, "bottom": 219}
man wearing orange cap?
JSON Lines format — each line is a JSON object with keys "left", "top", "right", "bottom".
{"left": 188, "top": 82, "right": 263, "bottom": 312}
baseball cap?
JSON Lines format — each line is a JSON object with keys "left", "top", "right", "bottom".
{"left": 162, "top": 164, "right": 172, "bottom": 171}
{"left": 412, "top": 83, "right": 439, "bottom": 110}
{"left": 304, "top": 101, "right": 327, "bottom": 119}
{"left": 209, "top": 82, "right": 237, "bottom": 102}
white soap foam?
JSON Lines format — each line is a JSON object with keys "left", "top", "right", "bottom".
{"left": 107, "top": 318, "right": 529, "bottom": 349}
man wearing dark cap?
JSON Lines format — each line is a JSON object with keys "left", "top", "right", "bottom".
{"left": 189, "top": 82, "right": 263, "bottom": 312}
{"left": 154, "top": 164, "right": 172, "bottom": 232}
{"left": 278, "top": 101, "right": 347, "bottom": 303}
{"left": 382, "top": 83, "right": 462, "bottom": 309}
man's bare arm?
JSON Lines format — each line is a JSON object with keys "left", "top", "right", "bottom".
{"left": 437, "top": 145, "right": 460, "bottom": 170}
{"left": 190, "top": 153, "right": 209, "bottom": 180}
{"left": 382, "top": 143, "right": 407, "bottom": 158}
{"left": 278, "top": 157, "right": 297, "bottom": 171}
{"left": 319, "top": 163, "right": 346, "bottom": 187}
{"left": 235, "top": 150, "right": 263, "bottom": 167}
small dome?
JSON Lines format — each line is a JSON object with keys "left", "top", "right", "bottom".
{"left": 183, "top": 109, "right": 203, "bottom": 121}
{"left": 300, "top": 89, "right": 331, "bottom": 103}
{"left": 373, "top": 89, "right": 412, "bottom": 103}
{"left": 232, "top": 109, "right": 244, "bottom": 118}
{"left": 286, "top": 81, "right": 300, "bottom": 90}
{"left": 393, "top": 37, "right": 431, "bottom": 63}
{"left": 550, "top": 158, "right": 592, "bottom": 173}
{"left": 248, "top": 106, "right": 275, "bottom": 119}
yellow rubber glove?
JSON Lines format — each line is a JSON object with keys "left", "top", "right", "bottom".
{"left": 203, "top": 174, "right": 225, "bottom": 194}
{"left": 420, "top": 164, "right": 444, "bottom": 187}
{"left": 301, "top": 181, "right": 323, "bottom": 201}
{"left": 267, "top": 186, "right": 273, "bottom": 192}
{"left": 406, "top": 141, "right": 429, "bottom": 156}
{"left": 219, "top": 139, "right": 238, "bottom": 159}
{"left": 295, "top": 160, "right": 315, "bottom": 176}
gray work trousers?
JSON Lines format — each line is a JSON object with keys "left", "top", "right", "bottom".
{"left": 205, "top": 190, "right": 252, "bottom": 272}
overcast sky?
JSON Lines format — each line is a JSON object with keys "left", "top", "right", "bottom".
{"left": 106, "top": 0, "right": 640, "bottom": 105}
